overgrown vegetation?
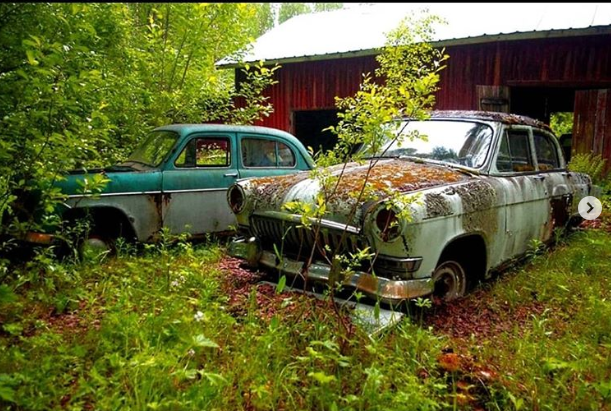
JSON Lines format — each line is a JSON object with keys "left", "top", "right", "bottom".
{"left": 2, "top": 4, "right": 611, "bottom": 410}
{"left": 550, "top": 112, "right": 574, "bottom": 137}
{"left": 0, "top": 3, "right": 278, "bottom": 238}
{"left": 1, "top": 226, "right": 611, "bottom": 409}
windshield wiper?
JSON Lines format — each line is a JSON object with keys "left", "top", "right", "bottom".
{"left": 119, "top": 160, "right": 153, "bottom": 168}
{"left": 105, "top": 164, "right": 135, "bottom": 171}
{"left": 430, "top": 160, "right": 479, "bottom": 176}
{"left": 395, "top": 156, "right": 480, "bottom": 175}
{"left": 397, "top": 155, "right": 427, "bottom": 164}
{"left": 363, "top": 154, "right": 400, "bottom": 160}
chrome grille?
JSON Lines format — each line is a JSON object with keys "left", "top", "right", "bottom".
{"left": 251, "top": 215, "right": 367, "bottom": 261}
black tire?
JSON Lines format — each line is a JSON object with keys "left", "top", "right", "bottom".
{"left": 78, "top": 233, "right": 115, "bottom": 261}
{"left": 431, "top": 260, "right": 467, "bottom": 301}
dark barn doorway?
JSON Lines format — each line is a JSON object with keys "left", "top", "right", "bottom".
{"left": 292, "top": 109, "right": 340, "bottom": 154}
{"left": 511, "top": 87, "right": 576, "bottom": 161}
{"left": 510, "top": 87, "right": 575, "bottom": 124}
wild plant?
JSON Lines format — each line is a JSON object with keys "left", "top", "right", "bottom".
{"left": 271, "top": 12, "right": 448, "bottom": 344}
{"left": 567, "top": 152, "right": 607, "bottom": 184}
{"left": 526, "top": 238, "right": 545, "bottom": 262}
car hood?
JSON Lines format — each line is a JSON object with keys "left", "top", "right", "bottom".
{"left": 246, "top": 158, "right": 471, "bottom": 226}
{"left": 55, "top": 166, "right": 161, "bottom": 196}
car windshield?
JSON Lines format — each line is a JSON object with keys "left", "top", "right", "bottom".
{"left": 123, "top": 130, "right": 179, "bottom": 167}
{"left": 368, "top": 120, "right": 494, "bottom": 169}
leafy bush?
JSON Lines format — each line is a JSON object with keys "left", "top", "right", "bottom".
{"left": 0, "top": 4, "right": 278, "bottom": 239}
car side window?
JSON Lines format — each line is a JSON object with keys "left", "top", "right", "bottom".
{"left": 496, "top": 130, "right": 535, "bottom": 173}
{"left": 175, "top": 137, "right": 231, "bottom": 168}
{"left": 533, "top": 132, "right": 560, "bottom": 171}
{"left": 241, "top": 138, "right": 296, "bottom": 168}
{"left": 277, "top": 142, "right": 296, "bottom": 167}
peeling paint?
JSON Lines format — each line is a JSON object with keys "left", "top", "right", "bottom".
{"left": 424, "top": 192, "right": 453, "bottom": 219}
{"left": 450, "top": 181, "right": 498, "bottom": 234}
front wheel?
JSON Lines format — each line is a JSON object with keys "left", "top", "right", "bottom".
{"left": 431, "top": 260, "right": 467, "bottom": 301}
{"left": 78, "top": 234, "right": 115, "bottom": 261}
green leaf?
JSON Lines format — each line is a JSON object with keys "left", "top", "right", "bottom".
{"left": 25, "top": 50, "right": 39, "bottom": 66}
{"left": 0, "top": 285, "right": 17, "bottom": 304}
{"left": 0, "top": 386, "right": 15, "bottom": 403}
{"left": 193, "top": 334, "right": 219, "bottom": 348}
{"left": 273, "top": 243, "right": 282, "bottom": 262}
{"left": 200, "top": 372, "right": 227, "bottom": 386}
{"left": 308, "top": 371, "right": 336, "bottom": 385}
{"left": 183, "top": 369, "right": 198, "bottom": 380}
{"left": 2, "top": 323, "right": 23, "bottom": 336}
{"left": 276, "top": 275, "right": 286, "bottom": 294}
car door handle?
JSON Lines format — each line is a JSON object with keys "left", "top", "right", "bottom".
{"left": 224, "top": 172, "right": 238, "bottom": 178}
{"left": 533, "top": 175, "right": 546, "bottom": 181}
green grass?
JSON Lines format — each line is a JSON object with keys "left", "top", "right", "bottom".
{"left": 1, "top": 229, "right": 611, "bottom": 410}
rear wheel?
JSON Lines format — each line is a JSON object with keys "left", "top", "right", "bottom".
{"left": 432, "top": 260, "right": 467, "bottom": 301}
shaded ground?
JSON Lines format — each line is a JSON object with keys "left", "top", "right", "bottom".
{"left": 218, "top": 257, "right": 350, "bottom": 326}
{"left": 421, "top": 288, "right": 546, "bottom": 344}
{"left": 216, "top": 256, "right": 544, "bottom": 345}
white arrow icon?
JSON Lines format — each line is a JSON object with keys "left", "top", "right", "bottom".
{"left": 578, "top": 196, "right": 602, "bottom": 220}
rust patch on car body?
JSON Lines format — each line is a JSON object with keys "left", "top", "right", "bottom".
{"left": 444, "top": 181, "right": 498, "bottom": 234}
{"left": 332, "top": 159, "right": 465, "bottom": 196}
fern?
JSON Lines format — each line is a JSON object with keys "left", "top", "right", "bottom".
{"left": 568, "top": 153, "right": 607, "bottom": 184}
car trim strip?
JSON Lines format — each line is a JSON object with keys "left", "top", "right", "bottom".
{"left": 67, "top": 188, "right": 227, "bottom": 198}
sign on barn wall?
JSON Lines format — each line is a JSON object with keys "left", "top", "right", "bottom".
{"left": 477, "top": 85, "right": 510, "bottom": 113}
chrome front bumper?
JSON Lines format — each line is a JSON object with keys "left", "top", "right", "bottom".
{"left": 228, "top": 236, "right": 432, "bottom": 304}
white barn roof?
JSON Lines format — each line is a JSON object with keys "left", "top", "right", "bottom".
{"left": 217, "top": 3, "right": 611, "bottom": 67}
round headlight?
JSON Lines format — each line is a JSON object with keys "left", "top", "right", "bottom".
{"left": 375, "top": 207, "right": 401, "bottom": 242}
{"left": 227, "top": 184, "right": 246, "bottom": 214}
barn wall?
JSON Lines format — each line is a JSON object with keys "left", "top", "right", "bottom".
{"left": 436, "top": 35, "right": 611, "bottom": 110}
{"left": 243, "top": 34, "right": 611, "bottom": 131}
{"left": 247, "top": 55, "right": 378, "bottom": 131}
{"left": 573, "top": 89, "right": 611, "bottom": 171}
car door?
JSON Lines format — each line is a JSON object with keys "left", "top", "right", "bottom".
{"left": 531, "top": 129, "right": 573, "bottom": 235}
{"left": 162, "top": 133, "right": 239, "bottom": 235}
{"left": 238, "top": 134, "right": 300, "bottom": 179}
{"left": 494, "top": 126, "right": 550, "bottom": 260}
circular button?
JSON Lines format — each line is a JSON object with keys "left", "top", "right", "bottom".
{"left": 578, "top": 196, "right": 602, "bottom": 220}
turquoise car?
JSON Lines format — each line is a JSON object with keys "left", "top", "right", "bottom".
{"left": 24, "top": 124, "right": 314, "bottom": 251}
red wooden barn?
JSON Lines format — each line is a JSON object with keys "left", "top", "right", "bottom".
{"left": 217, "top": 3, "right": 611, "bottom": 163}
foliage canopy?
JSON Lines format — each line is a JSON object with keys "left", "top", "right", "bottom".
{"left": 0, "top": 3, "right": 278, "bottom": 235}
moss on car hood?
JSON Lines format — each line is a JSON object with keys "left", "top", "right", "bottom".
{"left": 246, "top": 158, "right": 471, "bottom": 226}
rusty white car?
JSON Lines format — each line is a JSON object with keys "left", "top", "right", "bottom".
{"left": 226, "top": 111, "right": 593, "bottom": 303}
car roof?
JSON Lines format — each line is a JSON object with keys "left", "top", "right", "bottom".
{"left": 155, "top": 123, "right": 298, "bottom": 138}
{"left": 427, "top": 110, "right": 552, "bottom": 132}
{"left": 156, "top": 123, "right": 310, "bottom": 145}
{"left": 154, "top": 123, "right": 315, "bottom": 167}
